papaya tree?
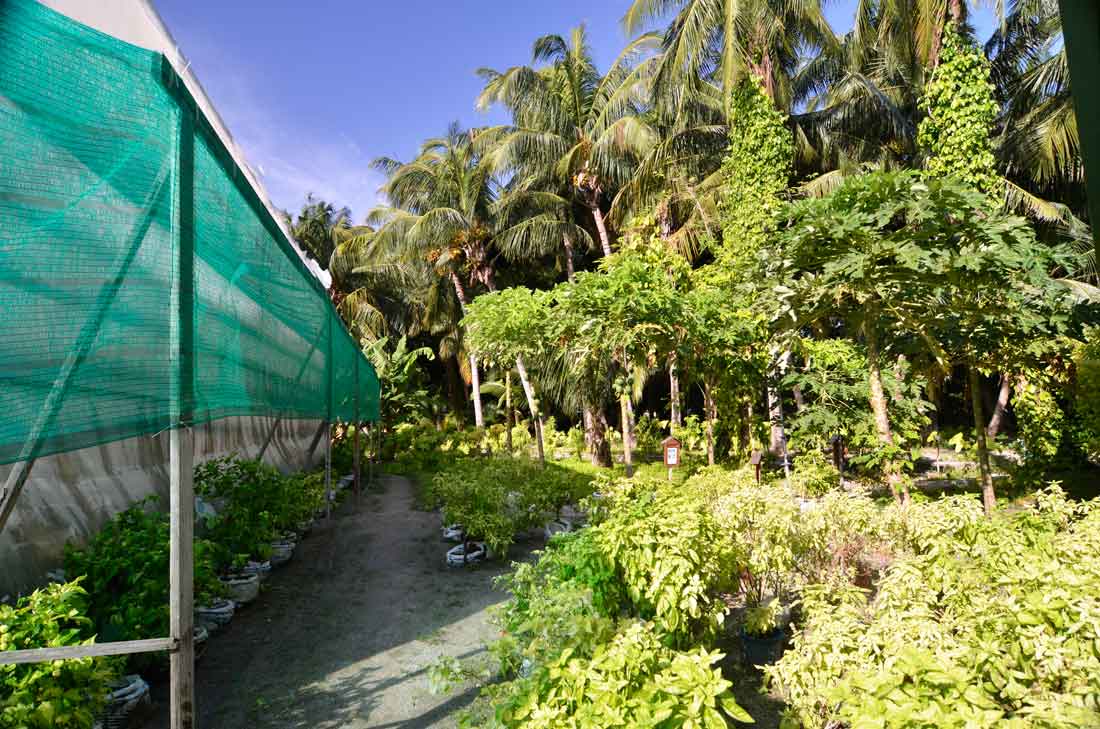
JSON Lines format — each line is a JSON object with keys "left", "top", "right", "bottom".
{"left": 774, "top": 170, "right": 1078, "bottom": 511}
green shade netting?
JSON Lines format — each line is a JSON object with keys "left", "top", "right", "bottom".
{"left": 0, "top": 0, "right": 379, "bottom": 465}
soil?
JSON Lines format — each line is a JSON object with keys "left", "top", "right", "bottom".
{"left": 138, "top": 472, "right": 785, "bottom": 728}
{"left": 141, "top": 474, "right": 526, "bottom": 729}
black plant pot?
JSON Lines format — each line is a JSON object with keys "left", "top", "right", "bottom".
{"left": 739, "top": 626, "right": 788, "bottom": 667}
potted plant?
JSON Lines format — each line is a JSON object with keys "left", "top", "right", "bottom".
{"left": 739, "top": 598, "right": 788, "bottom": 666}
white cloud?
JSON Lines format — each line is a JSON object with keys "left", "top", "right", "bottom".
{"left": 182, "top": 42, "right": 386, "bottom": 223}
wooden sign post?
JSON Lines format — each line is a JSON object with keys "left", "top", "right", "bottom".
{"left": 662, "top": 436, "right": 682, "bottom": 481}
{"left": 750, "top": 450, "right": 763, "bottom": 484}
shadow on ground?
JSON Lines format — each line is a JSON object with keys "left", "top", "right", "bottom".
{"left": 142, "top": 474, "right": 543, "bottom": 729}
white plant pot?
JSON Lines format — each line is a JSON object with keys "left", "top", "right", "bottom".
{"left": 220, "top": 573, "right": 260, "bottom": 605}
{"left": 195, "top": 598, "right": 235, "bottom": 629}
{"left": 99, "top": 675, "right": 150, "bottom": 729}
{"left": 270, "top": 540, "right": 295, "bottom": 567}
{"left": 544, "top": 519, "right": 574, "bottom": 539}
{"left": 446, "top": 542, "right": 487, "bottom": 567}
{"left": 442, "top": 524, "right": 465, "bottom": 542}
{"left": 241, "top": 560, "right": 272, "bottom": 581}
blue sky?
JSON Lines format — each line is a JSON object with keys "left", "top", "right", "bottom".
{"left": 153, "top": 1, "right": 994, "bottom": 221}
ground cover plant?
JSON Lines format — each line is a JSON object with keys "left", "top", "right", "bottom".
{"left": 0, "top": 581, "right": 116, "bottom": 729}
{"left": 63, "top": 501, "right": 224, "bottom": 646}
{"left": 424, "top": 456, "right": 598, "bottom": 556}
{"left": 193, "top": 456, "right": 326, "bottom": 570}
{"left": 432, "top": 456, "right": 1100, "bottom": 729}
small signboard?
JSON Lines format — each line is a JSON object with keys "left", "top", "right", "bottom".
{"left": 662, "top": 436, "right": 682, "bottom": 467}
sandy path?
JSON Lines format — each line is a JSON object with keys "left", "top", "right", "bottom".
{"left": 142, "top": 474, "right": 523, "bottom": 729}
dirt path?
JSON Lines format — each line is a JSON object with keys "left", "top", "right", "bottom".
{"left": 143, "top": 474, "right": 526, "bottom": 729}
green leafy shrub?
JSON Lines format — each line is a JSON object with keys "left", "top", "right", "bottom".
{"left": 788, "top": 449, "right": 840, "bottom": 498}
{"left": 63, "top": 501, "right": 223, "bottom": 645}
{"left": 491, "top": 621, "right": 752, "bottom": 729}
{"left": 1072, "top": 329, "right": 1100, "bottom": 461}
{"left": 767, "top": 488, "right": 1100, "bottom": 728}
{"left": 708, "top": 470, "right": 806, "bottom": 608}
{"left": 672, "top": 414, "right": 706, "bottom": 457}
{"left": 426, "top": 457, "right": 596, "bottom": 556}
{"left": 596, "top": 476, "right": 739, "bottom": 643}
{"left": 194, "top": 456, "right": 306, "bottom": 567}
{"left": 492, "top": 531, "right": 621, "bottom": 677}
{"left": 0, "top": 581, "right": 117, "bottom": 729}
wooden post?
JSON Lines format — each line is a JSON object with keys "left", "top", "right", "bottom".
{"left": 169, "top": 428, "right": 195, "bottom": 729}
{"left": 354, "top": 424, "right": 361, "bottom": 503}
{"left": 170, "top": 81, "right": 196, "bottom": 729}
{"left": 354, "top": 353, "right": 361, "bottom": 503}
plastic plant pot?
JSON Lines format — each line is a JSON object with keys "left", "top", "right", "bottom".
{"left": 442, "top": 524, "right": 465, "bottom": 542}
{"left": 220, "top": 573, "right": 260, "bottom": 605}
{"left": 195, "top": 597, "right": 235, "bottom": 629}
{"left": 544, "top": 519, "right": 574, "bottom": 539}
{"left": 446, "top": 542, "right": 486, "bottom": 567}
{"left": 241, "top": 560, "right": 272, "bottom": 581}
{"left": 269, "top": 539, "right": 295, "bottom": 567}
{"left": 98, "top": 675, "right": 151, "bottom": 729}
{"left": 739, "top": 626, "right": 788, "bottom": 667}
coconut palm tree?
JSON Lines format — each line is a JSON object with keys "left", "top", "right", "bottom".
{"left": 622, "top": 0, "right": 834, "bottom": 115}
{"left": 368, "top": 124, "right": 555, "bottom": 460}
{"left": 476, "top": 25, "right": 660, "bottom": 258}
{"left": 291, "top": 194, "right": 354, "bottom": 270}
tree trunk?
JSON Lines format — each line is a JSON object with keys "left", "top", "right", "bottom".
{"left": 450, "top": 273, "right": 484, "bottom": 428}
{"left": 986, "top": 373, "right": 1012, "bottom": 439}
{"left": 515, "top": 354, "right": 545, "bottom": 464}
{"left": 586, "top": 406, "right": 612, "bottom": 467}
{"left": 738, "top": 397, "right": 752, "bottom": 455}
{"left": 866, "top": 321, "right": 907, "bottom": 504}
{"left": 767, "top": 385, "right": 785, "bottom": 456}
{"left": 590, "top": 204, "right": 613, "bottom": 258}
{"left": 445, "top": 355, "right": 465, "bottom": 422}
{"left": 620, "top": 394, "right": 635, "bottom": 477}
{"left": 969, "top": 364, "right": 997, "bottom": 516}
{"left": 505, "top": 369, "right": 514, "bottom": 453}
{"left": 704, "top": 382, "right": 717, "bottom": 466}
{"left": 563, "top": 232, "right": 577, "bottom": 281}
{"left": 792, "top": 385, "right": 805, "bottom": 412}
{"left": 625, "top": 397, "right": 637, "bottom": 450}
{"left": 669, "top": 353, "right": 682, "bottom": 429}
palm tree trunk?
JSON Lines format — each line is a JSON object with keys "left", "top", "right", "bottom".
{"left": 704, "top": 381, "right": 717, "bottom": 466}
{"left": 669, "top": 353, "right": 682, "bottom": 429}
{"left": 620, "top": 394, "right": 635, "bottom": 477}
{"left": 590, "top": 204, "right": 613, "bottom": 258}
{"left": 505, "top": 369, "right": 514, "bottom": 453}
{"left": 866, "top": 320, "right": 907, "bottom": 504}
{"left": 445, "top": 355, "right": 465, "bottom": 422}
{"left": 515, "top": 354, "right": 545, "bottom": 464}
{"left": 969, "top": 364, "right": 997, "bottom": 515}
{"left": 563, "top": 232, "right": 577, "bottom": 281}
{"left": 986, "top": 373, "right": 1012, "bottom": 439}
{"left": 450, "top": 273, "right": 484, "bottom": 428}
{"left": 586, "top": 406, "right": 612, "bottom": 467}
